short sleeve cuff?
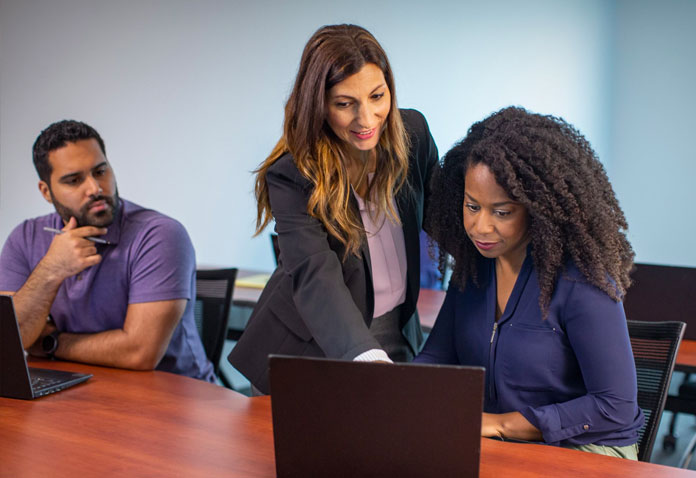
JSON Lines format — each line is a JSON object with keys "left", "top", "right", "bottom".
{"left": 353, "top": 349, "right": 393, "bottom": 363}
{"left": 129, "top": 287, "right": 192, "bottom": 304}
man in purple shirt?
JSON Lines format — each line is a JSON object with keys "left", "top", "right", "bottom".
{"left": 0, "top": 120, "right": 214, "bottom": 382}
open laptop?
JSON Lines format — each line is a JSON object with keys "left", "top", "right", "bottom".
{"left": 0, "top": 295, "right": 92, "bottom": 400}
{"left": 269, "top": 355, "right": 484, "bottom": 478}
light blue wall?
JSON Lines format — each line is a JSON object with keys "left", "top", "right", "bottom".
{"left": 0, "top": 0, "right": 656, "bottom": 271}
{"left": 609, "top": 0, "right": 696, "bottom": 267}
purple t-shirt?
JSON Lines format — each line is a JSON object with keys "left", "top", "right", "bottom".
{"left": 0, "top": 199, "right": 215, "bottom": 382}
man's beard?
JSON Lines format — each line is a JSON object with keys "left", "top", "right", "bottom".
{"left": 51, "top": 188, "right": 120, "bottom": 227}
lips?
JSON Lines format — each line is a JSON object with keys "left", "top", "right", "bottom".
{"left": 87, "top": 199, "right": 109, "bottom": 213}
{"left": 351, "top": 128, "right": 376, "bottom": 140}
{"left": 474, "top": 240, "right": 498, "bottom": 251}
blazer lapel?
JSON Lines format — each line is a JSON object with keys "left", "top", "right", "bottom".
{"left": 396, "top": 189, "right": 420, "bottom": 314}
{"left": 349, "top": 192, "right": 375, "bottom": 321}
{"left": 349, "top": 192, "right": 372, "bottom": 276}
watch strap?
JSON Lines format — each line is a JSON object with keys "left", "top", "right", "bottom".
{"left": 42, "top": 330, "right": 60, "bottom": 359}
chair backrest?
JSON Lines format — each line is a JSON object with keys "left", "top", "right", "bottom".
{"left": 194, "top": 268, "right": 238, "bottom": 376}
{"left": 624, "top": 263, "right": 696, "bottom": 340}
{"left": 628, "top": 320, "right": 685, "bottom": 461}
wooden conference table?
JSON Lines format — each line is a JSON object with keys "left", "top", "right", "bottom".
{"left": 2, "top": 360, "right": 693, "bottom": 478}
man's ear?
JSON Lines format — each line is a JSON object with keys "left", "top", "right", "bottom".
{"left": 38, "top": 180, "right": 53, "bottom": 203}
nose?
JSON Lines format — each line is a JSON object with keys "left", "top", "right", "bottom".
{"left": 355, "top": 102, "right": 375, "bottom": 127}
{"left": 473, "top": 211, "right": 495, "bottom": 236}
{"left": 84, "top": 175, "right": 103, "bottom": 197}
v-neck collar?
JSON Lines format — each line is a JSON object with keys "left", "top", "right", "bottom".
{"left": 488, "top": 250, "right": 533, "bottom": 326}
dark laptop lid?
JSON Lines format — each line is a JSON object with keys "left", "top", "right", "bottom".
{"left": 269, "top": 355, "right": 484, "bottom": 478}
{"left": 0, "top": 295, "right": 36, "bottom": 398}
{"left": 0, "top": 295, "right": 91, "bottom": 400}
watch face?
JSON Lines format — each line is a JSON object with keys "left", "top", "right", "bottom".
{"left": 42, "top": 332, "right": 58, "bottom": 354}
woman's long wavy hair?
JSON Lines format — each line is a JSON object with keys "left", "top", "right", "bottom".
{"left": 254, "top": 24, "right": 410, "bottom": 258}
{"left": 427, "top": 106, "right": 634, "bottom": 313}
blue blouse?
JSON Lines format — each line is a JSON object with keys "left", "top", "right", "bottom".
{"left": 414, "top": 254, "right": 644, "bottom": 446}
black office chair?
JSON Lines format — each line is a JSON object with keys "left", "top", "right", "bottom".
{"left": 621, "top": 263, "right": 696, "bottom": 454}
{"left": 628, "top": 320, "right": 685, "bottom": 461}
{"left": 664, "top": 373, "right": 696, "bottom": 452}
{"left": 194, "top": 268, "right": 238, "bottom": 389}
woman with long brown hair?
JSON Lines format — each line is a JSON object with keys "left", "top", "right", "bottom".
{"left": 228, "top": 24, "right": 438, "bottom": 394}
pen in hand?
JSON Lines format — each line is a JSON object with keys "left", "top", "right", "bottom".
{"left": 43, "top": 226, "right": 111, "bottom": 245}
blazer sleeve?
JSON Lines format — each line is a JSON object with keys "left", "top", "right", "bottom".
{"left": 267, "top": 157, "right": 381, "bottom": 360}
{"left": 518, "top": 280, "right": 642, "bottom": 445}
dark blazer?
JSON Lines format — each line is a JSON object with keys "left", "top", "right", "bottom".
{"left": 228, "top": 109, "right": 439, "bottom": 393}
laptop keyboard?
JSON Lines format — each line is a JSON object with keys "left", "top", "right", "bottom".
{"left": 31, "top": 375, "right": 66, "bottom": 396}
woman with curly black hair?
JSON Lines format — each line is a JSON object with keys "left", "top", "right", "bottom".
{"left": 414, "top": 107, "right": 643, "bottom": 459}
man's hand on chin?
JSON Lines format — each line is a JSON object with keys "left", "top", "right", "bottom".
{"left": 41, "top": 216, "right": 105, "bottom": 280}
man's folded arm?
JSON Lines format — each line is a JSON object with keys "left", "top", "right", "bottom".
{"left": 53, "top": 299, "right": 185, "bottom": 370}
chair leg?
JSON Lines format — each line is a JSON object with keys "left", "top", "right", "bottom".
{"left": 664, "top": 412, "right": 679, "bottom": 452}
{"left": 664, "top": 372, "right": 692, "bottom": 452}
{"left": 678, "top": 432, "right": 696, "bottom": 468}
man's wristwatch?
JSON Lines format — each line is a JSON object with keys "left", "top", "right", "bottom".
{"left": 41, "top": 330, "right": 60, "bottom": 359}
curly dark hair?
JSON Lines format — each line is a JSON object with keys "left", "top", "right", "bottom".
{"left": 426, "top": 106, "right": 634, "bottom": 313}
{"left": 33, "top": 120, "right": 106, "bottom": 184}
